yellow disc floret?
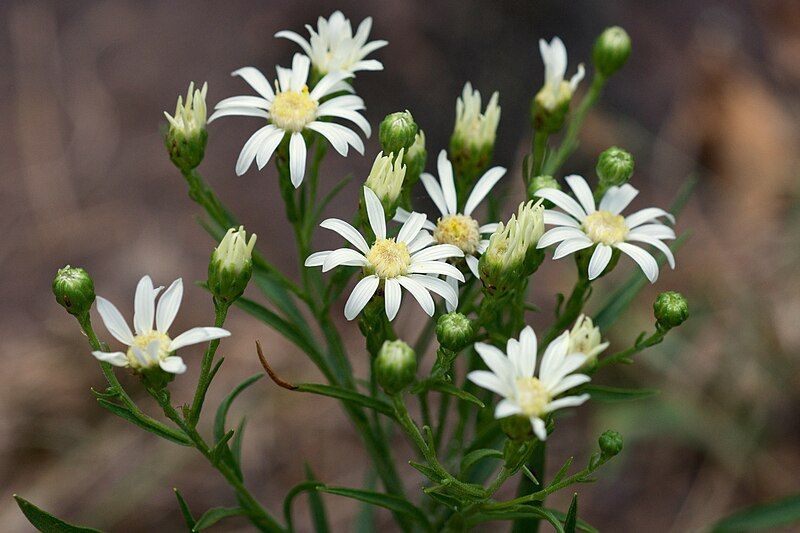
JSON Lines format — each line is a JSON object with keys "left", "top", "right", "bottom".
{"left": 126, "top": 331, "right": 172, "bottom": 370}
{"left": 366, "top": 238, "right": 411, "bottom": 279}
{"left": 269, "top": 86, "right": 318, "bottom": 132}
{"left": 515, "top": 377, "right": 551, "bottom": 417}
{"left": 583, "top": 210, "right": 628, "bottom": 245}
{"left": 434, "top": 214, "right": 481, "bottom": 255}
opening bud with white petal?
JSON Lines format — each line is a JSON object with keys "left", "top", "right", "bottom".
{"left": 53, "top": 265, "right": 96, "bottom": 317}
{"left": 208, "top": 226, "right": 257, "bottom": 304}
{"left": 593, "top": 27, "right": 632, "bottom": 78}
{"left": 569, "top": 314, "right": 609, "bottom": 368}
{"left": 364, "top": 150, "right": 407, "bottom": 217}
{"left": 450, "top": 83, "right": 501, "bottom": 184}
{"left": 379, "top": 111, "right": 418, "bottom": 156}
{"left": 596, "top": 146, "right": 634, "bottom": 188}
{"left": 375, "top": 340, "right": 417, "bottom": 395}
{"left": 164, "top": 82, "right": 208, "bottom": 171}
{"left": 436, "top": 312, "right": 474, "bottom": 352}
{"left": 653, "top": 291, "right": 688, "bottom": 331}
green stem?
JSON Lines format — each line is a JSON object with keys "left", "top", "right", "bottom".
{"left": 511, "top": 440, "right": 546, "bottom": 533}
{"left": 188, "top": 301, "right": 230, "bottom": 426}
{"left": 594, "top": 328, "right": 666, "bottom": 371}
{"left": 530, "top": 131, "right": 549, "bottom": 181}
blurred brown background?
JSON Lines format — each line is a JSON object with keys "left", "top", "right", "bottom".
{"left": 2, "top": 0, "right": 799, "bottom": 531}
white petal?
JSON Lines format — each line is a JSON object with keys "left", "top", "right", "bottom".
{"left": 569, "top": 63, "right": 586, "bottom": 91}
{"left": 626, "top": 235, "right": 675, "bottom": 269}
{"left": 616, "top": 242, "right": 659, "bottom": 283}
{"left": 322, "top": 248, "right": 369, "bottom": 271}
{"left": 548, "top": 374, "right": 591, "bottom": 397}
{"left": 545, "top": 354, "right": 588, "bottom": 386}
{"left": 445, "top": 277, "right": 459, "bottom": 312}
{"left": 539, "top": 331, "right": 570, "bottom": 384}
{"left": 627, "top": 224, "right": 676, "bottom": 240}
{"left": 306, "top": 121, "right": 350, "bottom": 156}
{"left": 544, "top": 394, "right": 590, "bottom": 413}
{"left": 274, "top": 30, "right": 312, "bottom": 56}
{"left": 133, "top": 275, "right": 156, "bottom": 335}
{"left": 409, "top": 274, "right": 459, "bottom": 309}
{"left": 479, "top": 223, "right": 500, "bottom": 234}
{"left": 320, "top": 218, "right": 369, "bottom": 253}
{"left": 419, "top": 173, "right": 449, "bottom": 217}
{"left": 236, "top": 125, "right": 277, "bottom": 176}
{"left": 384, "top": 278, "right": 402, "bottom": 321}
{"left": 587, "top": 244, "right": 613, "bottom": 280}
{"left": 411, "top": 244, "right": 463, "bottom": 262}
{"left": 305, "top": 251, "right": 331, "bottom": 267}
{"left": 531, "top": 417, "right": 548, "bottom": 441}
{"left": 315, "top": 107, "right": 371, "bottom": 137}
{"left": 495, "top": 399, "right": 523, "bottom": 419}
{"left": 155, "top": 278, "right": 183, "bottom": 333}
{"left": 397, "top": 212, "right": 428, "bottom": 244}
{"left": 437, "top": 150, "right": 457, "bottom": 215}
{"left": 289, "top": 132, "right": 307, "bottom": 188}
{"left": 393, "top": 206, "right": 412, "bottom": 224}
{"left": 96, "top": 296, "right": 134, "bottom": 346}
{"left": 477, "top": 240, "right": 489, "bottom": 254}
{"left": 363, "top": 186, "right": 386, "bottom": 240}
{"left": 92, "top": 351, "right": 128, "bottom": 367}
{"left": 396, "top": 276, "right": 435, "bottom": 316}
{"left": 317, "top": 95, "right": 365, "bottom": 113}
{"left": 464, "top": 166, "right": 506, "bottom": 216}
{"left": 159, "top": 356, "right": 187, "bottom": 375}
{"left": 255, "top": 127, "right": 284, "bottom": 170}
{"left": 169, "top": 327, "right": 231, "bottom": 351}
{"left": 474, "top": 343, "right": 514, "bottom": 383}
{"left": 552, "top": 237, "right": 593, "bottom": 259}
{"left": 130, "top": 346, "right": 149, "bottom": 367}
{"left": 466, "top": 255, "right": 480, "bottom": 278}
{"left": 534, "top": 188, "right": 587, "bottom": 221}
{"left": 208, "top": 106, "right": 269, "bottom": 123}
{"left": 289, "top": 53, "right": 311, "bottom": 91}
{"left": 565, "top": 175, "right": 596, "bottom": 214}
{"left": 543, "top": 209, "right": 580, "bottom": 228}
{"left": 215, "top": 95, "right": 271, "bottom": 109}
{"left": 599, "top": 184, "right": 638, "bottom": 214}
{"left": 408, "top": 261, "right": 465, "bottom": 282}
{"left": 625, "top": 207, "right": 675, "bottom": 229}
{"left": 231, "top": 67, "right": 275, "bottom": 100}
{"left": 537, "top": 226, "right": 587, "bottom": 249}
{"left": 517, "top": 326, "right": 537, "bottom": 377}
{"left": 468, "top": 370, "right": 513, "bottom": 398}
{"left": 344, "top": 275, "right": 379, "bottom": 320}
{"left": 350, "top": 59, "right": 384, "bottom": 71}
{"left": 310, "top": 71, "right": 353, "bottom": 100}
{"left": 407, "top": 231, "right": 436, "bottom": 253}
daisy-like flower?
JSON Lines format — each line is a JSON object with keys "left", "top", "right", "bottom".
{"left": 305, "top": 187, "right": 465, "bottom": 321}
{"left": 537, "top": 37, "right": 585, "bottom": 111}
{"left": 534, "top": 175, "right": 676, "bottom": 283}
{"left": 276, "top": 11, "right": 387, "bottom": 76}
{"left": 395, "top": 150, "right": 505, "bottom": 280}
{"left": 209, "top": 53, "right": 369, "bottom": 187}
{"left": 568, "top": 314, "right": 609, "bottom": 365}
{"left": 91, "top": 276, "right": 231, "bottom": 374}
{"left": 468, "top": 326, "right": 591, "bottom": 441}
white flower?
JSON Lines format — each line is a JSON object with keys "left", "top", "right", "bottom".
{"left": 276, "top": 11, "right": 387, "bottom": 76}
{"left": 468, "top": 327, "right": 591, "bottom": 441}
{"left": 568, "top": 314, "right": 609, "bottom": 364}
{"left": 208, "top": 54, "right": 369, "bottom": 187}
{"left": 535, "top": 175, "right": 676, "bottom": 283}
{"left": 538, "top": 37, "right": 585, "bottom": 110}
{"left": 305, "top": 187, "right": 465, "bottom": 321}
{"left": 395, "top": 150, "right": 504, "bottom": 282}
{"left": 91, "top": 276, "right": 231, "bottom": 374}
{"left": 453, "top": 82, "right": 501, "bottom": 149}
{"left": 364, "top": 150, "right": 407, "bottom": 207}
{"left": 164, "top": 81, "right": 207, "bottom": 138}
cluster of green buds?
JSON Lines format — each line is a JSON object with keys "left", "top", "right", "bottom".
{"left": 653, "top": 291, "right": 689, "bottom": 332}
{"left": 593, "top": 26, "right": 632, "bottom": 79}
{"left": 208, "top": 226, "right": 257, "bottom": 304}
{"left": 479, "top": 200, "right": 545, "bottom": 294}
{"left": 374, "top": 340, "right": 417, "bottom": 395}
{"left": 52, "top": 266, "right": 96, "bottom": 317}
{"left": 164, "top": 81, "right": 208, "bottom": 171}
{"left": 450, "top": 82, "right": 501, "bottom": 185}
{"left": 363, "top": 150, "right": 407, "bottom": 217}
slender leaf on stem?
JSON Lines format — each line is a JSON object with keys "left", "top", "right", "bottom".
{"left": 319, "top": 487, "right": 431, "bottom": 529}
{"left": 582, "top": 384, "right": 658, "bottom": 402}
{"left": 96, "top": 399, "right": 192, "bottom": 445}
{"left": 174, "top": 488, "right": 196, "bottom": 529}
{"left": 295, "top": 383, "right": 396, "bottom": 419}
{"left": 460, "top": 448, "right": 503, "bottom": 477}
{"left": 14, "top": 495, "right": 103, "bottom": 533}
{"left": 214, "top": 374, "right": 263, "bottom": 443}
{"left": 564, "top": 493, "right": 578, "bottom": 533}
{"left": 192, "top": 507, "right": 249, "bottom": 531}
{"left": 284, "top": 481, "right": 324, "bottom": 531}
{"left": 304, "top": 464, "right": 330, "bottom": 533}
{"left": 427, "top": 381, "right": 485, "bottom": 408}
{"left": 711, "top": 493, "right": 800, "bottom": 532}
{"left": 550, "top": 456, "right": 575, "bottom": 486}
{"left": 472, "top": 505, "right": 565, "bottom": 532}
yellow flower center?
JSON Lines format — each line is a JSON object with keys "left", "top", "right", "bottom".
{"left": 515, "top": 377, "right": 551, "bottom": 417}
{"left": 366, "top": 238, "right": 411, "bottom": 279}
{"left": 583, "top": 210, "right": 628, "bottom": 245}
{"left": 269, "top": 86, "right": 318, "bottom": 132}
{"left": 126, "top": 331, "right": 172, "bottom": 369}
{"left": 434, "top": 214, "right": 481, "bottom": 255}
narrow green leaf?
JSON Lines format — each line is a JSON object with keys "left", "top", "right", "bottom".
{"left": 192, "top": 507, "right": 248, "bottom": 531}
{"left": 304, "top": 464, "right": 330, "bottom": 533}
{"left": 583, "top": 384, "right": 658, "bottom": 402}
{"left": 550, "top": 456, "right": 574, "bottom": 486}
{"left": 564, "top": 493, "right": 578, "bottom": 533}
{"left": 211, "top": 430, "right": 235, "bottom": 463}
{"left": 173, "top": 488, "right": 196, "bottom": 529}
{"left": 409, "top": 460, "right": 440, "bottom": 482}
{"left": 428, "top": 381, "right": 485, "bottom": 408}
{"left": 214, "top": 374, "right": 263, "bottom": 443}
{"left": 283, "top": 481, "right": 324, "bottom": 530}
{"left": 14, "top": 495, "right": 103, "bottom": 533}
{"left": 548, "top": 509, "right": 599, "bottom": 533}
{"left": 319, "top": 486, "right": 430, "bottom": 528}
{"left": 460, "top": 448, "right": 503, "bottom": 476}
{"left": 231, "top": 417, "right": 247, "bottom": 466}
{"left": 96, "top": 399, "right": 191, "bottom": 446}
{"left": 474, "top": 505, "right": 565, "bottom": 532}
{"left": 712, "top": 493, "right": 800, "bottom": 532}
{"left": 294, "top": 383, "right": 395, "bottom": 419}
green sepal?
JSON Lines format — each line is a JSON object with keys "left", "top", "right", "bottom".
{"left": 13, "top": 495, "right": 103, "bottom": 533}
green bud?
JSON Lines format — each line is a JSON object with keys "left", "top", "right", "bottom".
{"left": 164, "top": 82, "right": 208, "bottom": 171}
{"left": 53, "top": 266, "right": 96, "bottom": 316}
{"left": 379, "top": 111, "right": 418, "bottom": 156}
{"left": 208, "top": 226, "right": 256, "bottom": 303}
{"left": 500, "top": 415, "right": 535, "bottom": 441}
{"left": 531, "top": 88, "right": 571, "bottom": 134}
{"left": 527, "top": 175, "right": 560, "bottom": 200}
{"left": 593, "top": 26, "right": 632, "bottom": 78}
{"left": 596, "top": 146, "right": 634, "bottom": 187}
{"left": 436, "top": 313, "right": 474, "bottom": 352}
{"left": 598, "top": 429, "right": 623, "bottom": 457}
{"left": 374, "top": 340, "right": 417, "bottom": 395}
{"left": 653, "top": 291, "right": 689, "bottom": 330}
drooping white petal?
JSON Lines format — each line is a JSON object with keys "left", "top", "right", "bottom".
{"left": 409, "top": 274, "right": 458, "bottom": 309}
{"left": 289, "top": 132, "right": 307, "bottom": 188}
{"left": 408, "top": 261, "right": 465, "bottom": 282}
{"left": 160, "top": 356, "right": 187, "bottom": 375}
{"left": 384, "top": 278, "right": 402, "bottom": 321}
{"left": 626, "top": 234, "right": 675, "bottom": 269}
{"left": 317, "top": 95, "right": 365, "bottom": 114}
{"left": 306, "top": 122, "right": 350, "bottom": 156}
{"left": 92, "top": 351, "right": 128, "bottom": 367}
{"left": 231, "top": 67, "right": 275, "bottom": 100}
{"left": 320, "top": 218, "right": 370, "bottom": 253}
{"left": 96, "top": 296, "right": 134, "bottom": 346}
{"left": 363, "top": 186, "right": 386, "bottom": 240}
{"left": 314, "top": 107, "right": 371, "bottom": 137}
{"left": 419, "top": 172, "right": 449, "bottom": 217}
{"left": 310, "top": 70, "right": 353, "bottom": 100}
{"left": 169, "top": 327, "right": 231, "bottom": 351}
{"left": 133, "top": 275, "right": 156, "bottom": 335}
{"left": 256, "top": 126, "right": 285, "bottom": 170}
{"left": 467, "top": 370, "right": 513, "bottom": 398}
{"left": 466, "top": 255, "right": 480, "bottom": 278}
{"left": 474, "top": 343, "right": 514, "bottom": 383}
{"left": 599, "top": 184, "right": 638, "bottom": 214}
{"left": 534, "top": 188, "right": 587, "bottom": 221}
{"left": 569, "top": 63, "right": 586, "bottom": 91}
{"left": 236, "top": 125, "right": 277, "bottom": 176}
{"left": 531, "top": 417, "right": 548, "bottom": 441}
{"left": 397, "top": 212, "right": 428, "bottom": 245}
{"left": 445, "top": 276, "right": 459, "bottom": 312}
{"left": 322, "top": 248, "right": 369, "bottom": 271}
{"left": 537, "top": 226, "right": 588, "bottom": 249}
{"left": 411, "top": 244, "right": 463, "bottom": 262}
{"left": 552, "top": 237, "right": 594, "bottom": 259}
{"left": 565, "top": 175, "right": 596, "bottom": 214}
{"left": 625, "top": 207, "right": 675, "bottom": 229}
{"left": 464, "top": 166, "right": 506, "bottom": 216}
{"left": 436, "top": 150, "right": 458, "bottom": 215}
{"left": 155, "top": 278, "right": 183, "bottom": 333}
{"left": 274, "top": 30, "right": 313, "bottom": 56}
{"left": 616, "top": 242, "right": 659, "bottom": 283}
{"left": 544, "top": 394, "right": 590, "bottom": 413}
{"left": 587, "top": 244, "right": 613, "bottom": 280}
{"left": 304, "top": 251, "right": 331, "bottom": 267}
{"left": 130, "top": 346, "right": 149, "bottom": 367}
{"left": 543, "top": 209, "right": 581, "bottom": 228}
{"left": 396, "top": 276, "right": 435, "bottom": 316}
{"left": 495, "top": 399, "right": 523, "bottom": 419}
{"left": 344, "top": 275, "right": 379, "bottom": 321}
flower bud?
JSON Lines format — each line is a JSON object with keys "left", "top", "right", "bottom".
{"left": 403, "top": 130, "right": 427, "bottom": 188}
{"left": 653, "top": 291, "right": 688, "bottom": 330}
{"left": 375, "top": 340, "right": 417, "bottom": 395}
{"left": 436, "top": 313, "right": 474, "bottom": 352}
{"left": 596, "top": 147, "right": 634, "bottom": 187}
{"left": 364, "top": 150, "right": 407, "bottom": 217}
{"left": 53, "top": 266, "right": 96, "bottom": 317}
{"left": 598, "top": 429, "right": 623, "bottom": 457}
{"left": 379, "top": 111, "right": 418, "bottom": 156}
{"left": 208, "top": 226, "right": 256, "bottom": 303}
{"left": 164, "top": 82, "right": 208, "bottom": 170}
{"left": 569, "top": 314, "right": 609, "bottom": 367}
{"left": 593, "top": 27, "right": 632, "bottom": 78}
{"left": 450, "top": 82, "right": 501, "bottom": 182}
{"left": 527, "top": 175, "right": 560, "bottom": 200}
{"left": 501, "top": 414, "right": 536, "bottom": 441}
{"left": 531, "top": 86, "right": 571, "bottom": 134}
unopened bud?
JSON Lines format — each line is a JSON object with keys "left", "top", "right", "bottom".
{"left": 450, "top": 82, "right": 500, "bottom": 182}
{"left": 375, "top": 340, "right": 417, "bottom": 395}
{"left": 593, "top": 27, "right": 631, "bottom": 78}
{"left": 164, "top": 81, "right": 208, "bottom": 170}
{"left": 379, "top": 111, "right": 418, "bottom": 156}
{"left": 53, "top": 266, "right": 96, "bottom": 317}
{"left": 653, "top": 291, "right": 688, "bottom": 330}
{"left": 436, "top": 313, "right": 474, "bottom": 352}
{"left": 598, "top": 429, "right": 623, "bottom": 457}
{"left": 208, "top": 226, "right": 256, "bottom": 303}
{"left": 596, "top": 147, "right": 634, "bottom": 187}
{"left": 527, "top": 175, "right": 560, "bottom": 200}
{"left": 501, "top": 414, "right": 536, "bottom": 441}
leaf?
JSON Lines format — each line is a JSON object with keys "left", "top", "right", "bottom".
{"left": 283, "top": 481, "right": 324, "bottom": 530}
{"left": 460, "top": 448, "right": 503, "bottom": 476}
{"left": 214, "top": 374, "right": 263, "bottom": 443}
{"left": 192, "top": 507, "right": 248, "bottom": 531}
{"left": 473, "top": 505, "right": 564, "bottom": 532}
{"left": 319, "top": 486, "right": 430, "bottom": 528}
{"left": 231, "top": 417, "right": 247, "bottom": 466}
{"left": 712, "top": 493, "right": 800, "bottom": 532}
{"left": 583, "top": 384, "right": 658, "bottom": 402}
{"left": 294, "top": 383, "right": 396, "bottom": 419}
{"left": 550, "top": 456, "right": 575, "bottom": 486}
{"left": 14, "top": 495, "right": 103, "bottom": 533}
{"left": 549, "top": 509, "right": 599, "bottom": 533}
{"left": 95, "top": 399, "right": 192, "bottom": 446}
{"left": 173, "top": 488, "right": 196, "bottom": 529}
{"left": 409, "top": 461, "right": 440, "bottom": 482}
{"left": 428, "top": 381, "right": 485, "bottom": 408}
{"left": 304, "top": 464, "right": 330, "bottom": 533}
{"left": 564, "top": 493, "right": 578, "bottom": 533}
